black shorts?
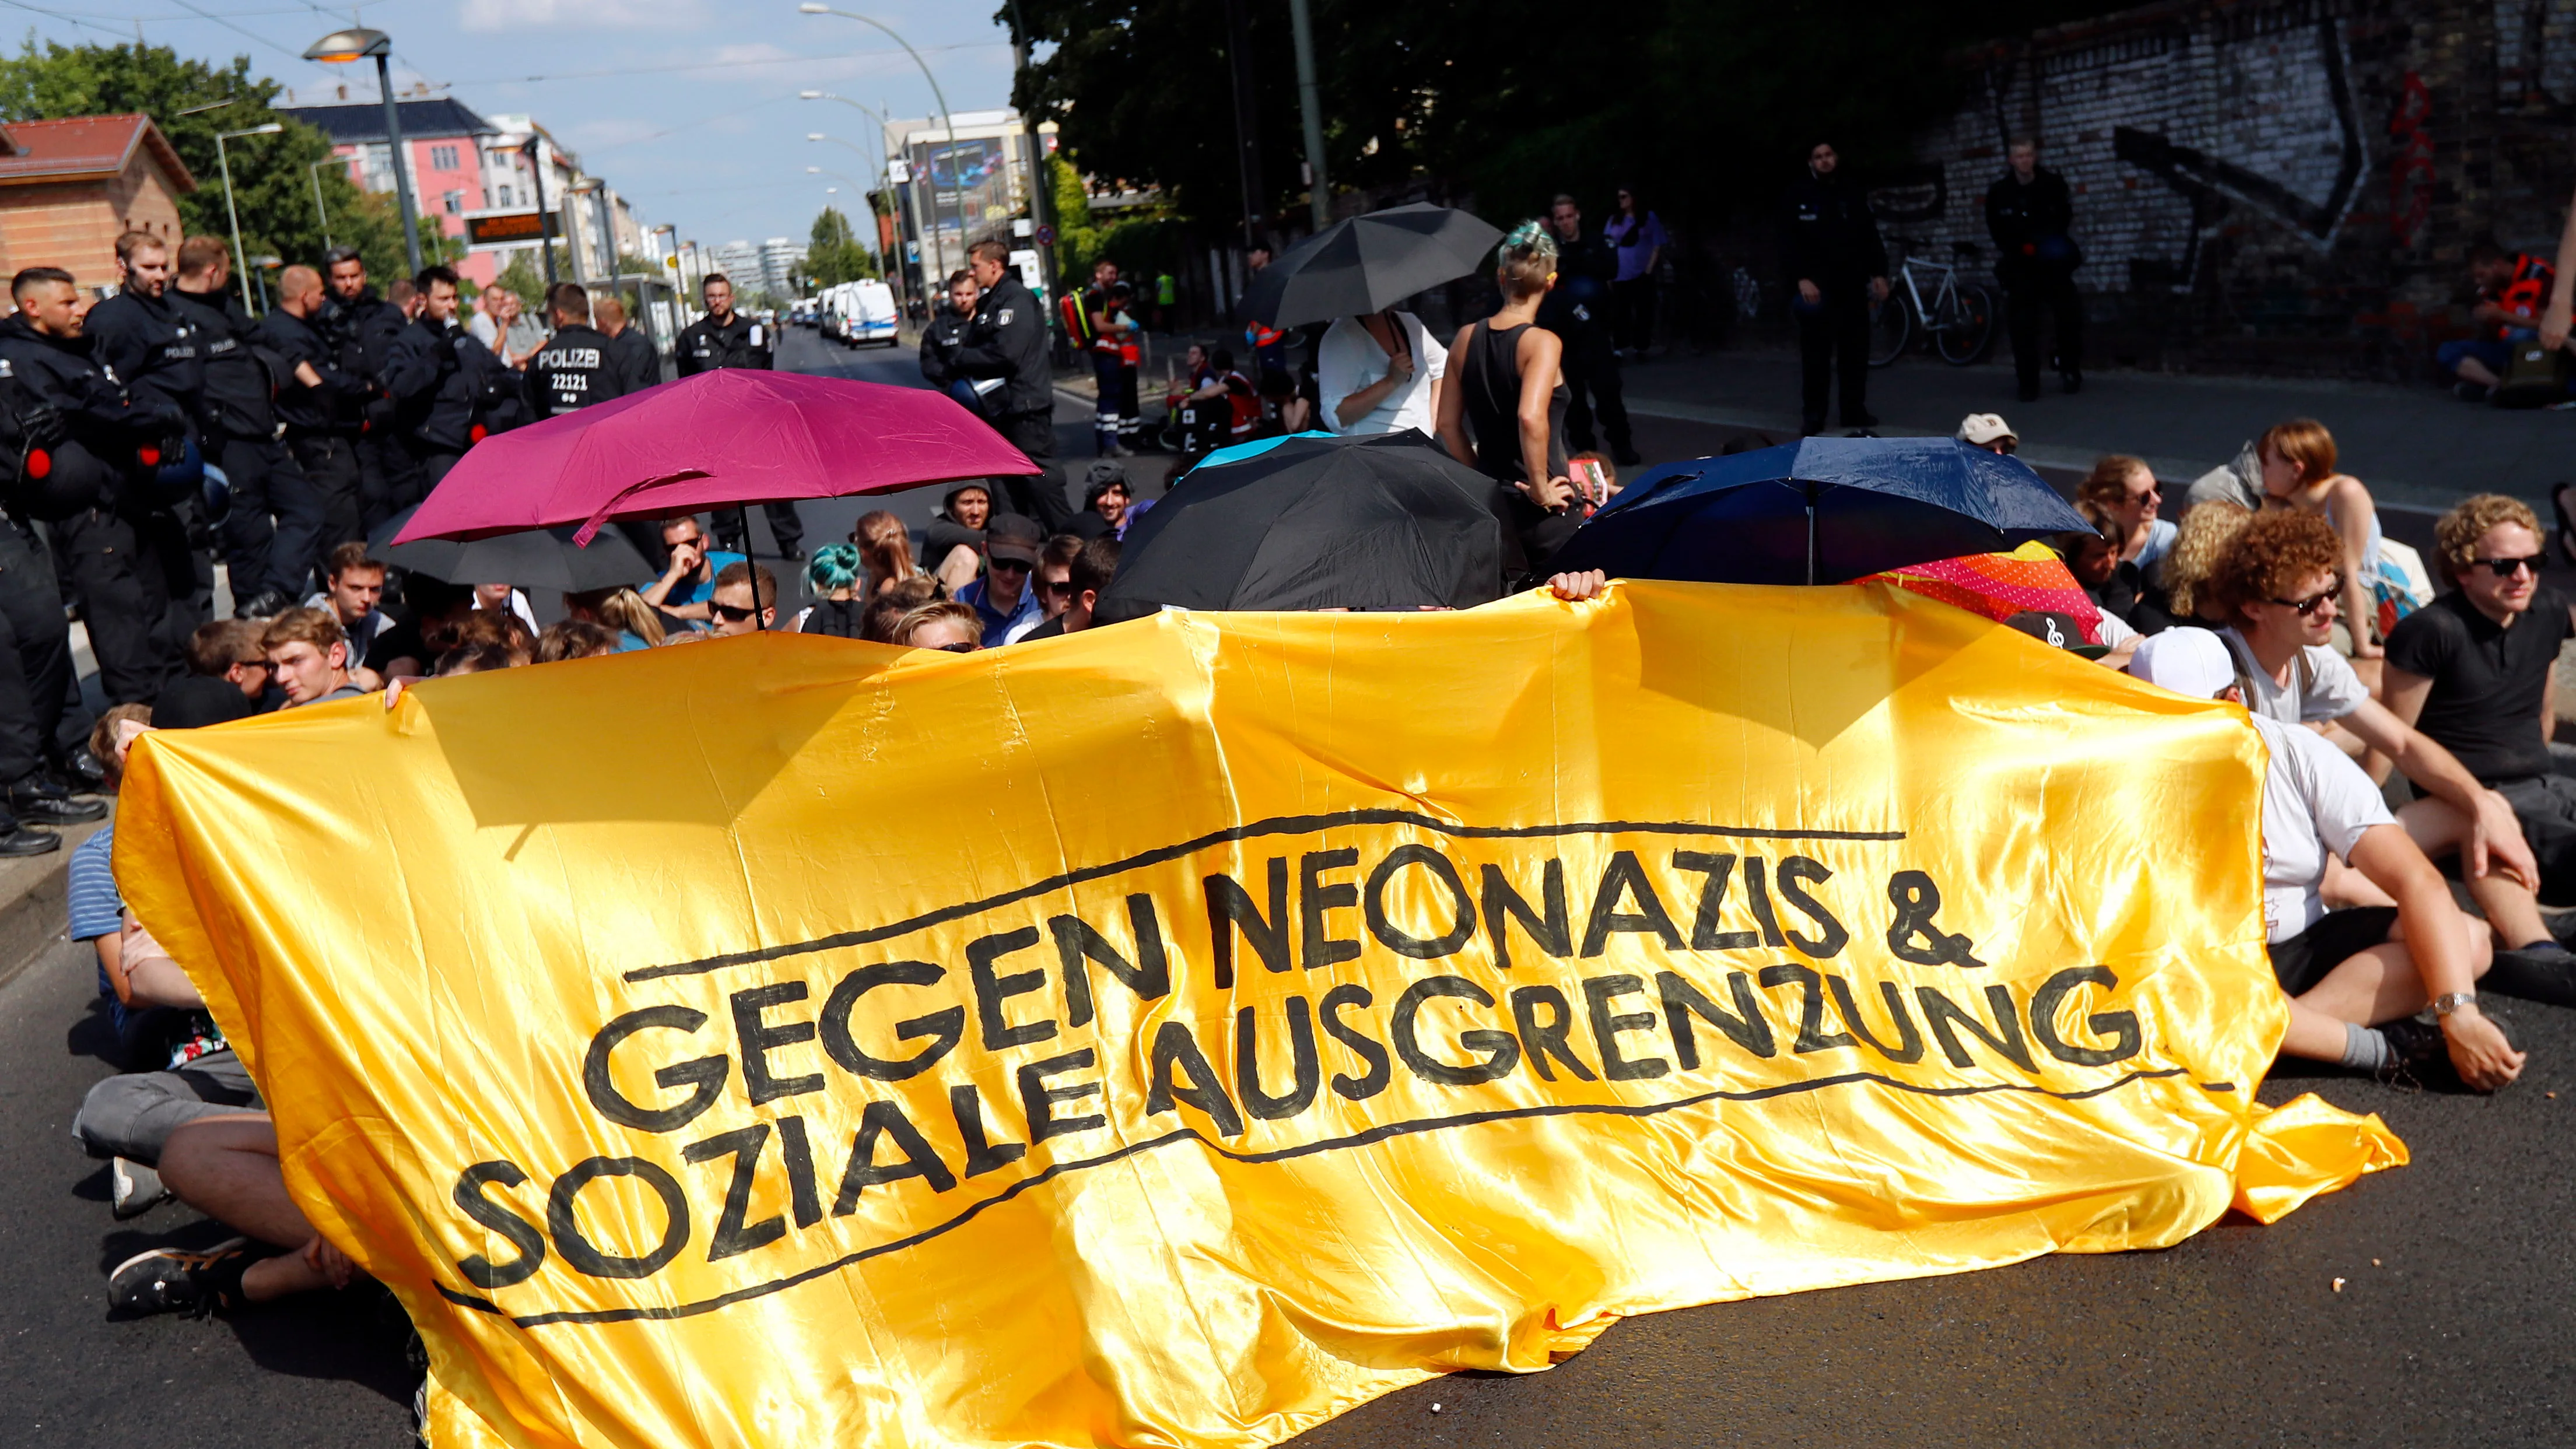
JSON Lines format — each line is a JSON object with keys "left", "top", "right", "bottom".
{"left": 2267, "top": 906, "right": 2399, "bottom": 996}
{"left": 2493, "top": 774, "right": 2576, "bottom": 904}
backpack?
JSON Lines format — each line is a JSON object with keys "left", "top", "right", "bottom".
{"left": 2490, "top": 338, "right": 2570, "bottom": 409}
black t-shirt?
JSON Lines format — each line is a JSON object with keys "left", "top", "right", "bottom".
{"left": 2384, "top": 584, "right": 2574, "bottom": 785}
{"left": 365, "top": 618, "right": 430, "bottom": 676}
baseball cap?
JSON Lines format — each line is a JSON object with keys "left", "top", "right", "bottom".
{"left": 2128, "top": 627, "right": 2235, "bottom": 699}
{"left": 2003, "top": 609, "right": 2106, "bottom": 659}
{"left": 1957, "top": 413, "right": 2017, "bottom": 447}
{"left": 985, "top": 511, "right": 1045, "bottom": 566}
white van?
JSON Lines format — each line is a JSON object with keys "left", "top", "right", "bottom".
{"left": 847, "top": 278, "right": 898, "bottom": 346}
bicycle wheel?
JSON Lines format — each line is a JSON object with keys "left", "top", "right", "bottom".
{"left": 1867, "top": 293, "right": 1913, "bottom": 367}
{"left": 1934, "top": 284, "right": 1999, "bottom": 366}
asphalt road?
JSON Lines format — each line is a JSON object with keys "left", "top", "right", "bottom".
{"left": 7, "top": 339, "right": 2570, "bottom": 1446}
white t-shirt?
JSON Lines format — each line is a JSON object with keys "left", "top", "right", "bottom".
{"left": 2252, "top": 711, "right": 2395, "bottom": 942}
{"left": 2220, "top": 628, "right": 2369, "bottom": 725}
{"left": 1319, "top": 311, "right": 1446, "bottom": 438}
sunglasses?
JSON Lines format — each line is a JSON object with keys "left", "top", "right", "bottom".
{"left": 2472, "top": 555, "right": 2543, "bottom": 578}
{"left": 1038, "top": 577, "right": 1074, "bottom": 595}
{"left": 988, "top": 557, "right": 1032, "bottom": 574}
{"left": 710, "top": 601, "right": 758, "bottom": 622}
{"left": 934, "top": 640, "right": 977, "bottom": 652}
{"left": 2267, "top": 580, "right": 2343, "bottom": 616}
{"left": 233, "top": 658, "right": 274, "bottom": 675}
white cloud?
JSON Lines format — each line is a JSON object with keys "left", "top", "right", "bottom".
{"left": 458, "top": 0, "right": 709, "bottom": 34}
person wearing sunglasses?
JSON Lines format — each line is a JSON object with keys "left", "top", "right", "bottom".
{"left": 955, "top": 513, "right": 1047, "bottom": 647}
{"left": 2382, "top": 495, "right": 2576, "bottom": 998}
{"left": 2209, "top": 511, "right": 2542, "bottom": 941}
{"left": 705, "top": 561, "right": 778, "bottom": 638}
{"left": 892, "top": 599, "right": 983, "bottom": 653}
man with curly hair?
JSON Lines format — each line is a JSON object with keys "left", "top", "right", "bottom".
{"left": 2210, "top": 511, "right": 2544, "bottom": 952}
{"left": 2385, "top": 495, "right": 2576, "bottom": 994}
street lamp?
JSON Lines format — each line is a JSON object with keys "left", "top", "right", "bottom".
{"left": 307, "top": 156, "right": 345, "bottom": 248}
{"left": 793, "top": 10, "right": 956, "bottom": 274}
{"left": 248, "top": 255, "right": 282, "bottom": 313}
{"left": 801, "top": 93, "right": 922, "bottom": 305}
{"left": 213, "top": 122, "right": 285, "bottom": 313}
{"left": 303, "top": 26, "right": 422, "bottom": 273}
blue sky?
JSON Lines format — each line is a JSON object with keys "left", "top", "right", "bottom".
{"left": 2, "top": 0, "right": 1024, "bottom": 250}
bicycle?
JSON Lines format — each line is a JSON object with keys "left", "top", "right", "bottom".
{"left": 1867, "top": 236, "right": 1997, "bottom": 368}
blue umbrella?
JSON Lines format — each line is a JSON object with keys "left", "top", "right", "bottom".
{"left": 1550, "top": 436, "right": 2093, "bottom": 586}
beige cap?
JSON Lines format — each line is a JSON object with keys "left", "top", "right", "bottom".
{"left": 1957, "top": 413, "right": 2018, "bottom": 446}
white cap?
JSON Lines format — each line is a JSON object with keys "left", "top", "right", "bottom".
{"left": 1957, "top": 413, "right": 2017, "bottom": 446}
{"left": 2128, "top": 627, "right": 2235, "bottom": 699}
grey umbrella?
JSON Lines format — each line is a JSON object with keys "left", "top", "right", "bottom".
{"left": 1239, "top": 204, "right": 1506, "bottom": 331}
{"left": 368, "top": 506, "right": 655, "bottom": 591}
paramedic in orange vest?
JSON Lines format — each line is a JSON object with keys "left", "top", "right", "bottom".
{"left": 2442, "top": 239, "right": 2556, "bottom": 401}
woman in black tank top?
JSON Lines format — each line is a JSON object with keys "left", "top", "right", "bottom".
{"left": 1437, "top": 222, "right": 1579, "bottom": 584}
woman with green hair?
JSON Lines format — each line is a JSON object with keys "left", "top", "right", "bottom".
{"left": 799, "top": 543, "right": 867, "bottom": 638}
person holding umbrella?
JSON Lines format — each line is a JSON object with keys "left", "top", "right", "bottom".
{"left": 1319, "top": 304, "right": 1445, "bottom": 438}
{"left": 1436, "top": 223, "right": 1579, "bottom": 584}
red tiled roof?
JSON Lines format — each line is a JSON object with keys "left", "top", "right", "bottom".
{"left": 0, "top": 114, "right": 197, "bottom": 191}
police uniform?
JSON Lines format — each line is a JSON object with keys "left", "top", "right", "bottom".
{"left": 385, "top": 315, "right": 485, "bottom": 487}
{"left": 85, "top": 283, "right": 217, "bottom": 629}
{"left": 321, "top": 286, "right": 421, "bottom": 531}
{"left": 169, "top": 284, "right": 324, "bottom": 608}
{"left": 948, "top": 273, "right": 1070, "bottom": 532}
{"left": 1782, "top": 167, "right": 1890, "bottom": 434}
{"left": 604, "top": 324, "right": 660, "bottom": 394}
{"left": 1538, "top": 228, "right": 1634, "bottom": 463}
{"left": 675, "top": 310, "right": 804, "bottom": 559}
{"left": 0, "top": 313, "right": 192, "bottom": 705}
{"left": 256, "top": 304, "right": 365, "bottom": 581}
{"left": 526, "top": 323, "right": 629, "bottom": 417}
{"left": 1985, "top": 165, "right": 2084, "bottom": 399}
{"left": 0, "top": 354, "right": 97, "bottom": 821}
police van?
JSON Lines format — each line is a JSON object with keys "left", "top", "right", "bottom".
{"left": 828, "top": 278, "right": 899, "bottom": 347}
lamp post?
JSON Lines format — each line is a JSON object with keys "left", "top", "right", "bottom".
{"left": 800, "top": 93, "right": 912, "bottom": 278}
{"left": 307, "top": 156, "right": 342, "bottom": 248}
{"left": 248, "top": 255, "right": 282, "bottom": 314}
{"left": 522, "top": 135, "right": 558, "bottom": 285}
{"left": 303, "top": 27, "right": 422, "bottom": 273}
{"left": 1285, "top": 0, "right": 1330, "bottom": 228}
{"left": 793, "top": 12, "right": 956, "bottom": 279}
{"left": 214, "top": 121, "right": 284, "bottom": 313}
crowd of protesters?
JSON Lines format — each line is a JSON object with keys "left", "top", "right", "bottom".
{"left": 6, "top": 210, "right": 2572, "bottom": 1421}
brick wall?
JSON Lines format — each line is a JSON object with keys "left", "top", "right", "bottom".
{"left": 0, "top": 156, "right": 187, "bottom": 290}
{"left": 1894, "top": 0, "right": 2576, "bottom": 378}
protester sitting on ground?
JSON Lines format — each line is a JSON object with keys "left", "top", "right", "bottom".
{"left": 69, "top": 706, "right": 261, "bottom": 1223}
{"left": 2077, "top": 455, "right": 2175, "bottom": 580}
{"left": 1258, "top": 367, "right": 1313, "bottom": 436}
{"left": 364, "top": 574, "right": 476, "bottom": 682}
{"left": 1019, "top": 536, "right": 1121, "bottom": 641}
{"left": 534, "top": 620, "right": 620, "bottom": 664}
{"left": 300, "top": 543, "right": 395, "bottom": 678}
{"left": 114, "top": 1092, "right": 359, "bottom": 1315}
{"left": 2257, "top": 419, "right": 2394, "bottom": 676}
{"left": 893, "top": 599, "right": 984, "bottom": 651}
{"left": 1568, "top": 451, "right": 1620, "bottom": 511}
{"left": 472, "top": 580, "right": 541, "bottom": 636}
{"left": 262, "top": 608, "right": 363, "bottom": 706}
{"left": 2055, "top": 522, "right": 2149, "bottom": 633}
{"left": 800, "top": 543, "right": 866, "bottom": 637}
{"left": 2162, "top": 500, "right": 2252, "bottom": 624}
{"left": 862, "top": 577, "right": 942, "bottom": 643}
{"left": 708, "top": 560, "right": 778, "bottom": 637}
{"left": 1958, "top": 413, "right": 2017, "bottom": 455}
{"left": 924, "top": 483, "right": 995, "bottom": 594}
{"left": 2209, "top": 510, "right": 2542, "bottom": 925}
{"left": 957, "top": 514, "right": 1045, "bottom": 645}
{"left": 172, "top": 619, "right": 272, "bottom": 707}
{"left": 2440, "top": 240, "right": 2557, "bottom": 401}
{"left": 563, "top": 585, "right": 664, "bottom": 651}
{"left": 640, "top": 514, "right": 744, "bottom": 624}
{"left": 2127, "top": 628, "right": 2520, "bottom": 1091}
{"left": 1437, "top": 220, "right": 1581, "bottom": 586}
{"left": 436, "top": 645, "right": 521, "bottom": 676}
{"left": 1011, "top": 534, "right": 1085, "bottom": 644}
{"left": 2383, "top": 494, "right": 2576, "bottom": 998}
{"left": 851, "top": 510, "right": 933, "bottom": 603}
{"left": 1070, "top": 465, "right": 1131, "bottom": 541}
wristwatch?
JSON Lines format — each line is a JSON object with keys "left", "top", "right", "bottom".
{"left": 2430, "top": 991, "right": 2478, "bottom": 1018}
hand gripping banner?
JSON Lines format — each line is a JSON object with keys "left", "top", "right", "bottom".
{"left": 114, "top": 582, "right": 2401, "bottom": 1449}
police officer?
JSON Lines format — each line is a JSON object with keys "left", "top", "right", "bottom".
{"left": 319, "top": 247, "right": 420, "bottom": 531}
{"left": 169, "top": 237, "right": 324, "bottom": 616}
{"left": 594, "top": 295, "right": 660, "bottom": 394}
{"left": 948, "top": 238, "right": 1071, "bottom": 532}
{"left": 678, "top": 273, "right": 804, "bottom": 561}
{"left": 1985, "top": 136, "right": 2083, "bottom": 402}
{"left": 527, "top": 282, "right": 629, "bottom": 418}
{"left": 384, "top": 266, "right": 492, "bottom": 488}
{"left": 1540, "top": 194, "right": 1638, "bottom": 467}
{"left": 1783, "top": 140, "right": 1890, "bottom": 436}
{"left": 0, "top": 265, "right": 192, "bottom": 707}
{"left": 259, "top": 264, "right": 364, "bottom": 585}
{"left": 919, "top": 268, "right": 982, "bottom": 409}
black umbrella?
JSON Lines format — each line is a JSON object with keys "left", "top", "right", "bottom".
{"left": 1097, "top": 431, "right": 1503, "bottom": 620}
{"left": 1240, "top": 204, "right": 1506, "bottom": 331}
{"left": 368, "top": 506, "right": 655, "bottom": 591}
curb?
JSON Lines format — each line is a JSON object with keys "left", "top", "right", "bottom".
{"left": 0, "top": 812, "right": 106, "bottom": 996}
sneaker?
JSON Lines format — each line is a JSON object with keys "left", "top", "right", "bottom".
{"left": 110, "top": 1157, "right": 171, "bottom": 1219}
{"left": 107, "top": 1237, "right": 254, "bottom": 1317}
{"left": 2483, "top": 945, "right": 2576, "bottom": 1009}
{"left": 2374, "top": 1016, "right": 2455, "bottom": 1091}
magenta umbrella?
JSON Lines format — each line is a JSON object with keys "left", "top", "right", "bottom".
{"left": 390, "top": 370, "right": 1035, "bottom": 547}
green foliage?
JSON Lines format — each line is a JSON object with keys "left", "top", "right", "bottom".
{"left": 610, "top": 252, "right": 665, "bottom": 279}
{"left": 0, "top": 36, "right": 408, "bottom": 290}
{"left": 492, "top": 252, "right": 550, "bottom": 308}
{"left": 803, "top": 207, "right": 877, "bottom": 286}
{"left": 1046, "top": 155, "right": 1104, "bottom": 277}
{"left": 1008, "top": 0, "right": 2119, "bottom": 237}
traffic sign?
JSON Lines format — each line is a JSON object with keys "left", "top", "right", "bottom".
{"left": 1035, "top": 223, "right": 1057, "bottom": 247}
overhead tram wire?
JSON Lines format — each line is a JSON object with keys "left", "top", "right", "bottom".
{"left": 444, "top": 41, "right": 1008, "bottom": 87}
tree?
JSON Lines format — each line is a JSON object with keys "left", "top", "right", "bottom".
{"left": 804, "top": 207, "right": 877, "bottom": 286}
{"left": 0, "top": 37, "right": 409, "bottom": 292}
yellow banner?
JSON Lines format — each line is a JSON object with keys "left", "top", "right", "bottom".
{"left": 114, "top": 581, "right": 2398, "bottom": 1449}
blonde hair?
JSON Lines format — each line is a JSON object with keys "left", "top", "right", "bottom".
{"left": 853, "top": 510, "right": 917, "bottom": 587}
{"left": 581, "top": 586, "right": 665, "bottom": 647}
{"left": 2433, "top": 493, "right": 2544, "bottom": 585}
{"left": 2163, "top": 501, "right": 2252, "bottom": 621}
{"left": 1495, "top": 220, "right": 1557, "bottom": 300}
{"left": 893, "top": 599, "right": 981, "bottom": 647}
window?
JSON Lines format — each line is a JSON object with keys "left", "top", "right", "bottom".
{"left": 443, "top": 190, "right": 463, "bottom": 216}
{"left": 429, "top": 144, "right": 460, "bottom": 171}
{"left": 496, "top": 184, "right": 514, "bottom": 207}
